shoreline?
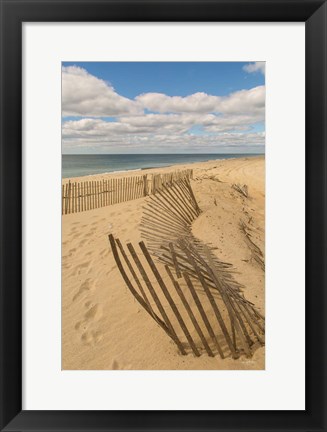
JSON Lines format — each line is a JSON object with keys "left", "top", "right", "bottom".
{"left": 62, "top": 154, "right": 264, "bottom": 183}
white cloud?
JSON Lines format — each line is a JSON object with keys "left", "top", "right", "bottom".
{"left": 62, "top": 67, "right": 265, "bottom": 152}
{"left": 62, "top": 130, "right": 265, "bottom": 153}
{"left": 136, "top": 92, "right": 220, "bottom": 114}
{"left": 62, "top": 109, "right": 264, "bottom": 141}
{"left": 218, "top": 86, "right": 265, "bottom": 115}
{"left": 62, "top": 66, "right": 141, "bottom": 116}
{"left": 136, "top": 86, "right": 265, "bottom": 117}
{"left": 243, "top": 62, "right": 265, "bottom": 75}
{"left": 62, "top": 115, "right": 190, "bottom": 137}
{"left": 62, "top": 115, "right": 265, "bottom": 152}
{"left": 62, "top": 66, "right": 265, "bottom": 118}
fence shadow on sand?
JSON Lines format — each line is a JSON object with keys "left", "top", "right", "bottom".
{"left": 109, "top": 175, "right": 265, "bottom": 359}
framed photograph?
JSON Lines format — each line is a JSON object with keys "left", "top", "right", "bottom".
{"left": 61, "top": 60, "right": 266, "bottom": 372}
{"left": 0, "top": 0, "right": 326, "bottom": 431}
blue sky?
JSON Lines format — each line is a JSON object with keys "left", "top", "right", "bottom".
{"left": 62, "top": 62, "right": 265, "bottom": 154}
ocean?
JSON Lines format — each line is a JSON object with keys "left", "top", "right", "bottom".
{"left": 62, "top": 154, "right": 263, "bottom": 179}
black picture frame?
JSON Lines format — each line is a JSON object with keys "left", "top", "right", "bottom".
{"left": 0, "top": 0, "right": 326, "bottom": 431}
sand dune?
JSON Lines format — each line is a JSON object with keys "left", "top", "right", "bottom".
{"left": 62, "top": 155, "right": 265, "bottom": 370}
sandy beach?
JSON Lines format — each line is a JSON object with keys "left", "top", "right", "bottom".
{"left": 62, "top": 155, "right": 265, "bottom": 370}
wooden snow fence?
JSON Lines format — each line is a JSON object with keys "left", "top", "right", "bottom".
{"left": 62, "top": 175, "right": 148, "bottom": 215}
{"left": 151, "top": 169, "right": 193, "bottom": 195}
{"left": 140, "top": 176, "right": 201, "bottom": 251}
{"left": 109, "top": 235, "right": 265, "bottom": 358}
{"left": 108, "top": 177, "right": 265, "bottom": 358}
{"left": 62, "top": 169, "right": 193, "bottom": 215}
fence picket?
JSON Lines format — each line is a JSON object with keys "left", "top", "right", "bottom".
{"left": 68, "top": 181, "right": 71, "bottom": 214}
{"left": 97, "top": 181, "right": 99, "bottom": 208}
{"left": 72, "top": 182, "right": 75, "bottom": 213}
{"left": 73, "top": 182, "right": 77, "bottom": 213}
{"left": 78, "top": 183, "right": 80, "bottom": 212}
{"left": 128, "top": 177, "right": 132, "bottom": 200}
{"left": 75, "top": 182, "right": 77, "bottom": 213}
{"left": 99, "top": 180, "right": 102, "bottom": 208}
{"left": 109, "top": 179, "right": 112, "bottom": 205}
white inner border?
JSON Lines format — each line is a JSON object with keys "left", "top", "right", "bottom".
{"left": 23, "top": 23, "right": 305, "bottom": 410}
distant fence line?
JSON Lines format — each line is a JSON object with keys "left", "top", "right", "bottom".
{"left": 62, "top": 169, "right": 193, "bottom": 215}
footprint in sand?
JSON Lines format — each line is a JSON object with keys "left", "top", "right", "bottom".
{"left": 84, "top": 303, "right": 102, "bottom": 322}
{"left": 72, "top": 260, "right": 92, "bottom": 276}
{"left": 85, "top": 229, "right": 96, "bottom": 238}
{"left": 81, "top": 330, "right": 103, "bottom": 346}
{"left": 111, "top": 359, "right": 120, "bottom": 370}
{"left": 109, "top": 359, "right": 132, "bottom": 370}
{"left": 75, "top": 303, "right": 103, "bottom": 346}
{"left": 62, "top": 249, "right": 76, "bottom": 260}
{"left": 75, "top": 321, "right": 82, "bottom": 331}
{"left": 72, "top": 278, "right": 94, "bottom": 301}
{"left": 75, "top": 303, "right": 102, "bottom": 327}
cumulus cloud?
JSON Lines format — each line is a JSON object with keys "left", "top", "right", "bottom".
{"left": 218, "top": 86, "right": 265, "bottom": 115}
{"left": 62, "top": 109, "right": 264, "bottom": 141}
{"left": 62, "top": 115, "right": 265, "bottom": 152}
{"left": 136, "top": 86, "right": 265, "bottom": 117}
{"left": 136, "top": 92, "right": 220, "bottom": 114}
{"left": 62, "top": 66, "right": 264, "bottom": 118}
{"left": 62, "top": 115, "right": 190, "bottom": 137}
{"left": 243, "top": 62, "right": 265, "bottom": 75}
{"left": 62, "top": 129, "right": 265, "bottom": 153}
{"left": 62, "top": 66, "right": 141, "bottom": 116}
{"left": 62, "top": 66, "right": 265, "bottom": 152}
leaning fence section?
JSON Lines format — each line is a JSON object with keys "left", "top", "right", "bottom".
{"left": 108, "top": 177, "right": 265, "bottom": 359}
{"left": 62, "top": 169, "right": 193, "bottom": 215}
{"left": 140, "top": 176, "right": 201, "bottom": 253}
{"left": 109, "top": 235, "right": 265, "bottom": 359}
{"left": 151, "top": 169, "right": 193, "bottom": 195}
